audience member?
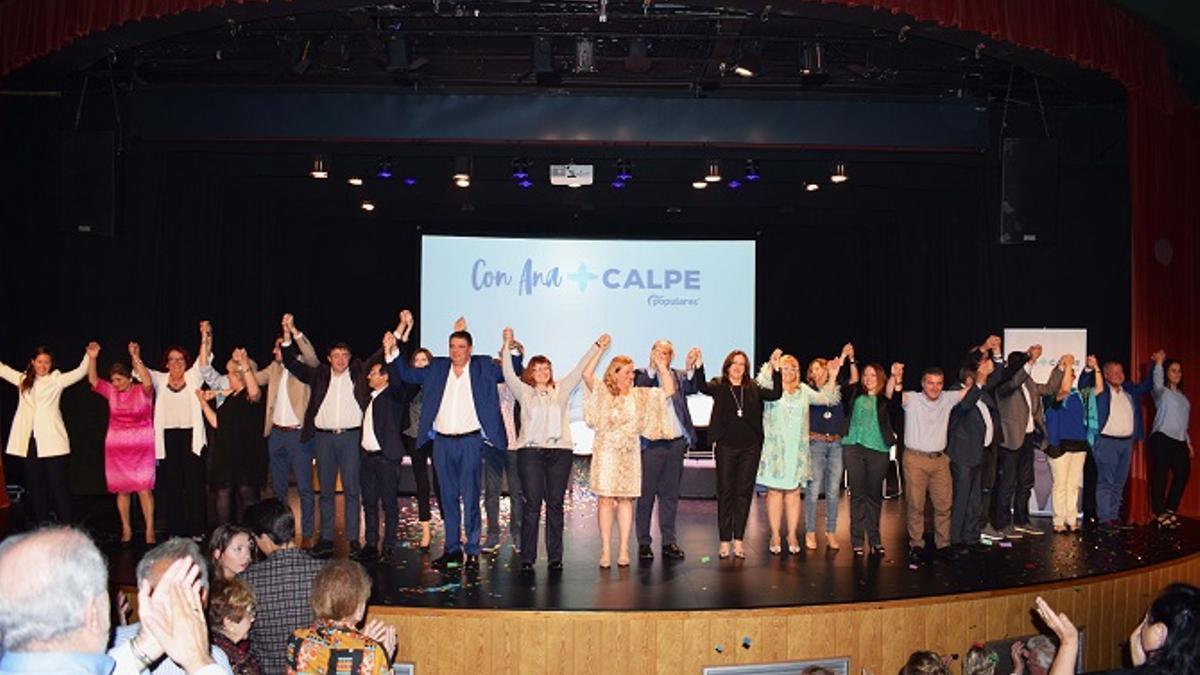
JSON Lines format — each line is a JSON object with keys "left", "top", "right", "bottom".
{"left": 963, "top": 643, "right": 998, "bottom": 675}
{"left": 208, "top": 524, "right": 255, "bottom": 583}
{"left": 284, "top": 560, "right": 396, "bottom": 675}
{"left": 207, "top": 579, "right": 260, "bottom": 675}
{"left": 241, "top": 499, "right": 325, "bottom": 675}
{"left": 900, "top": 650, "right": 953, "bottom": 675}
{"left": 0, "top": 526, "right": 219, "bottom": 674}
{"left": 111, "top": 538, "right": 232, "bottom": 674}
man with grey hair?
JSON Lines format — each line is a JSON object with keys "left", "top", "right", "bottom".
{"left": 0, "top": 526, "right": 218, "bottom": 675}
{"left": 111, "top": 539, "right": 233, "bottom": 674}
{"left": 1010, "top": 634, "right": 1057, "bottom": 675}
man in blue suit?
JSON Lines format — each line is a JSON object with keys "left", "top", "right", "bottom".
{"left": 386, "top": 315, "right": 513, "bottom": 570}
{"left": 1078, "top": 355, "right": 1154, "bottom": 530}
{"left": 633, "top": 340, "right": 702, "bottom": 561}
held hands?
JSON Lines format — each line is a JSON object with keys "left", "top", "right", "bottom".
{"left": 128, "top": 342, "right": 142, "bottom": 360}
{"left": 890, "top": 362, "right": 905, "bottom": 381}
{"left": 195, "top": 389, "right": 218, "bottom": 403}
{"left": 981, "top": 334, "right": 1002, "bottom": 355}
{"left": 770, "top": 348, "right": 783, "bottom": 371}
{"left": 199, "top": 321, "right": 212, "bottom": 341}
{"left": 1058, "top": 354, "right": 1076, "bottom": 370}
{"left": 399, "top": 309, "right": 414, "bottom": 331}
{"left": 1152, "top": 349, "right": 1166, "bottom": 364}
{"left": 383, "top": 331, "right": 397, "bottom": 353}
{"left": 841, "top": 342, "right": 855, "bottom": 360}
{"left": 828, "top": 355, "right": 845, "bottom": 373}
{"left": 86, "top": 341, "right": 101, "bottom": 359}
{"left": 653, "top": 348, "right": 672, "bottom": 374}
{"left": 1086, "top": 354, "right": 1099, "bottom": 370}
{"left": 502, "top": 327, "right": 514, "bottom": 350}
{"left": 453, "top": 316, "right": 467, "bottom": 332}
{"left": 231, "top": 348, "right": 249, "bottom": 368}
{"left": 596, "top": 334, "right": 612, "bottom": 351}
{"left": 1027, "top": 344, "right": 1043, "bottom": 361}
{"left": 685, "top": 347, "right": 701, "bottom": 369}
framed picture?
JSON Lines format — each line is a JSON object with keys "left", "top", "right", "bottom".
{"left": 392, "top": 663, "right": 415, "bottom": 675}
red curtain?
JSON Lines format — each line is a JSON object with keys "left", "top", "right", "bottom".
{"left": 0, "top": 0, "right": 1197, "bottom": 518}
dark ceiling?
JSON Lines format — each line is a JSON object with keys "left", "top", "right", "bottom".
{"left": 2, "top": 0, "right": 1133, "bottom": 109}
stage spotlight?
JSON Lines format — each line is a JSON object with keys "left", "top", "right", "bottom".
{"left": 518, "top": 179, "right": 534, "bottom": 189}
{"left": 830, "top": 162, "right": 849, "bottom": 183}
{"left": 347, "top": 177, "right": 363, "bottom": 186}
{"left": 727, "top": 179, "right": 742, "bottom": 189}
{"left": 732, "top": 65, "right": 754, "bottom": 78}
{"left": 615, "top": 159, "right": 633, "bottom": 182}
{"left": 745, "top": 159, "right": 760, "bottom": 181}
{"left": 611, "top": 181, "right": 626, "bottom": 189}
{"left": 805, "top": 182, "right": 820, "bottom": 192}
{"left": 705, "top": 159, "right": 722, "bottom": 183}
{"left": 568, "top": 183, "right": 583, "bottom": 189}
{"left": 403, "top": 177, "right": 418, "bottom": 186}
{"left": 453, "top": 156, "right": 472, "bottom": 188}
{"left": 377, "top": 156, "right": 393, "bottom": 179}
{"left": 309, "top": 155, "right": 328, "bottom": 179}
{"left": 360, "top": 200, "right": 376, "bottom": 211}
{"left": 691, "top": 180, "right": 708, "bottom": 190}
{"left": 512, "top": 158, "right": 530, "bottom": 180}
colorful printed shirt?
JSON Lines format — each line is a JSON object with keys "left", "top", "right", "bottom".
{"left": 285, "top": 620, "right": 392, "bottom": 675}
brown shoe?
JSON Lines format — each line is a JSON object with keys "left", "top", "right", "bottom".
{"left": 805, "top": 533, "right": 817, "bottom": 550}
{"left": 826, "top": 532, "right": 840, "bottom": 550}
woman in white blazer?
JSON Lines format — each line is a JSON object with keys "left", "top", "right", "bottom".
{"left": 146, "top": 321, "right": 211, "bottom": 538}
{"left": 1, "top": 341, "right": 98, "bottom": 524}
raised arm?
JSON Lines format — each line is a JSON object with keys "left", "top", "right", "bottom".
{"left": 1080, "top": 355, "right": 1104, "bottom": 395}
{"left": 196, "top": 390, "right": 218, "bottom": 428}
{"left": 61, "top": 345, "right": 95, "bottom": 388}
{"left": 499, "top": 328, "right": 533, "bottom": 396}
{"left": 810, "top": 356, "right": 844, "bottom": 405}
{"left": 653, "top": 349, "right": 677, "bottom": 398}
{"left": 841, "top": 343, "right": 860, "bottom": 385}
{"left": 1151, "top": 349, "right": 1166, "bottom": 394}
{"left": 129, "top": 342, "right": 154, "bottom": 394}
{"left": 197, "top": 320, "right": 213, "bottom": 367}
{"left": 232, "top": 348, "right": 261, "bottom": 403}
{"left": 1129, "top": 361, "right": 1157, "bottom": 397}
{"left": 559, "top": 340, "right": 603, "bottom": 396}
{"left": 0, "top": 359, "right": 22, "bottom": 387}
{"left": 886, "top": 362, "right": 904, "bottom": 400}
{"left": 681, "top": 347, "right": 703, "bottom": 395}
{"left": 759, "top": 349, "right": 784, "bottom": 402}
{"left": 580, "top": 334, "right": 611, "bottom": 392}
{"left": 87, "top": 343, "right": 101, "bottom": 387}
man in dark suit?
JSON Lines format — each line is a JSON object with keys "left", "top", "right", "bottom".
{"left": 947, "top": 352, "right": 1004, "bottom": 556}
{"left": 633, "top": 340, "right": 702, "bottom": 561}
{"left": 360, "top": 319, "right": 414, "bottom": 562}
{"left": 387, "top": 315, "right": 516, "bottom": 570}
{"left": 281, "top": 316, "right": 385, "bottom": 559}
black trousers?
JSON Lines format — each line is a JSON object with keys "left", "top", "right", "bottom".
{"left": 517, "top": 447, "right": 574, "bottom": 564}
{"left": 212, "top": 485, "right": 260, "bottom": 526}
{"left": 715, "top": 442, "right": 761, "bottom": 541}
{"left": 844, "top": 444, "right": 889, "bottom": 548}
{"left": 1150, "top": 432, "right": 1191, "bottom": 514}
{"left": 993, "top": 436, "right": 1037, "bottom": 529}
{"left": 636, "top": 437, "right": 687, "bottom": 546}
{"left": 979, "top": 445, "right": 997, "bottom": 528}
{"left": 1082, "top": 450, "right": 1099, "bottom": 521}
{"left": 360, "top": 450, "right": 400, "bottom": 548}
{"left": 402, "top": 435, "right": 438, "bottom": 522}
{"left": 950, "top": 460, "right": 983, "bottom": 546}
{"left": 23, "top": 438, "right": 73, "bottom": 525}
{"left": 159, "top": 428, "right": 206, "bottom": 537}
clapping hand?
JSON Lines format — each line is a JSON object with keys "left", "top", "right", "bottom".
{"left": 1034, "top": 596, "right": 1079, "bottom": 648}
{"left": 363, "top": 619, "right": 398, "bottom": 658}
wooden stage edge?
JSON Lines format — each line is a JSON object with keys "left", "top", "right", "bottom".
{"left": 367, "top": 552, "right": 1200, "bottom": 674}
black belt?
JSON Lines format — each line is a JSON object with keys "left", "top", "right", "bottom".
{"left": 1100, "top": 434, "right": 1133, "bottom": 441}
{"left": 913, "top": 450, "right": 944, "bottom": 459}
{"left": 438, "top": 429, "right": 481, "bottom": 439}
{"left": 317, "top": 427, "right": 360, "bottom": 435}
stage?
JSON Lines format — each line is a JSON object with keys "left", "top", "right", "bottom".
{"left": 92, "top": 459, "right": 1200, "bottom": 612}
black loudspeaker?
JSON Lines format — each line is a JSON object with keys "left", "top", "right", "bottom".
{"left": 1000, "top": 137, "right": 1057, "bottom": 244}
{"left": 60, "top": 131, "right": 116, "bottom": 236}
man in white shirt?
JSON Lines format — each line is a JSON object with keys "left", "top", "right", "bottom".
{"left": 1079, "top": 358, "right": 1154, "bottom": 529}
{"left": 282, "top": 315, "right": 386, "bottom": 560}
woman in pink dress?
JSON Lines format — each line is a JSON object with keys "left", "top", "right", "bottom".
{"left": 88, "top": 341, "right": 157, "bottom": 545}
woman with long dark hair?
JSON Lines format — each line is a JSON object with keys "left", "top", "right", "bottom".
{"left": 88, "top": 341, "right": 157, "bottom": 544}
{"left": 197, "top": 347, "right": 264, "bottom": 526}
{"left": 1150, "top": 349, "right": 1192, "bottom": 530}
{"left": 696, "top": 348, "right": 783, "bottom": 559}
{"left": 1, "top": 341, "right": 95, "bottom": 524}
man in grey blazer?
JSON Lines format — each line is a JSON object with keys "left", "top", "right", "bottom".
{"left": 991, "top": 345, "right": 1066, "bottom": 538}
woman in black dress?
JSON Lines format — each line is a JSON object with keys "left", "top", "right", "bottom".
{"left": 198, "top": 348, "right": 264, "bottom": 525}
{"left": 696, "top": 348, "right": 783, "bottom": 559}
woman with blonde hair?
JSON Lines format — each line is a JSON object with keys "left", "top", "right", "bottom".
{"left": 755, "top": 352, "right": 841, "bottom": 554}
{"left": 582, "top": 339, "right": 676, "bottom": 568}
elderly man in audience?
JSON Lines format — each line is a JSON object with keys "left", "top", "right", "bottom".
{"left": 111, "top": 539, "right": 233, "bottom": 674}
{"left": 0, "top": 525, "right": 220, "bottom": 675}
{"left": 241, "top": 499, "right": 325, "bottom": 675}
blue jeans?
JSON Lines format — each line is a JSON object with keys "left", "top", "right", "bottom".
{"left": 805, "top": 440, "right": 843, "bottom": 533}
{"left": 314, "top": 431, "right": 361, "bottom": 543}
{"left": 433, "top": 433, "right": 485, "bottom": 555}
{"left": 1093, "top": 435, "right": 1133, "bottom": 522}
{"left": 267, "top": 428, "right": 314, "bottom": 538}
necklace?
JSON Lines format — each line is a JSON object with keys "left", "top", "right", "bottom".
{"left": 730, "top": 384, "right": 745, "bottom": 418}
